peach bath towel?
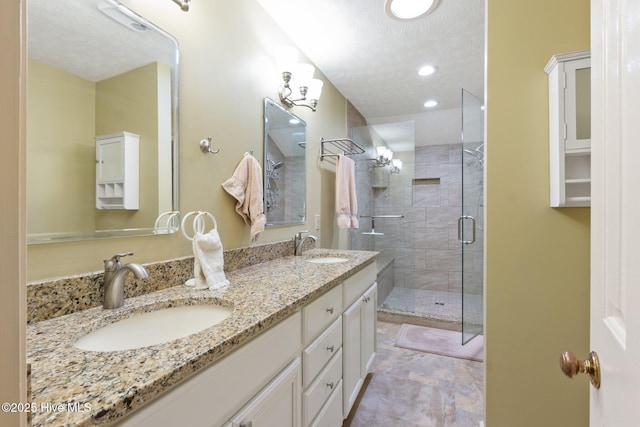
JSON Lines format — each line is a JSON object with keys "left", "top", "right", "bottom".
{"left": 222, "top": 153, "right": 266, "bottom": 243}
{"left": 336, "top": 155, "right": 359, "bottom": 228}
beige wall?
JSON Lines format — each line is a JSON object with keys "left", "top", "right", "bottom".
{"left": 1, "top": 0, "right": 27, "bottom": 425}
{"left": 26, "top": 0, "right": 347, "bottom": 281}
{"left": 95, "top": 63, "right": 162, "bottom": 230}
{"left": 486, "top": 0, "right": 591, "bottom": 425}
{"left": 27, "top": 61, "right": 170, "bottom": 237}
{"left": 27, "top": 60, "right": 96, "bottom": 235}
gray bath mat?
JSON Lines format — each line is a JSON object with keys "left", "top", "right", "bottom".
{"left": 394, "top": 324, "right": 484, "bottom": 362}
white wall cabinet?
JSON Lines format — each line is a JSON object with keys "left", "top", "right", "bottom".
{"left": 341, "top": 264, "right": 377, "bottom": 418}
{"left": 96, "top": 131, "right": 140, "bottom": 210}
{"left": 545, "top": 50, "right": 591, "bottom": 207}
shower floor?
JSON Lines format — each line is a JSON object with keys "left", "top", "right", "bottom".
{"left": 380, "top": 287, "right": 483, "bottom": 326}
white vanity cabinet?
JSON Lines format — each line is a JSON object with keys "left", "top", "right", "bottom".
{"left": 115, "top": 313, "right": 302, "bottom": 427}
{"left": 545, "top": 50, "right": 591, "bottom": 207}
{"left": 112, "top": 262, "right": 378, "bottom": 427}
{"left": 95, "top": 131, "right": 140, "bottom": 210}
{"left": 341, "top": 264, "right": 377, "bottom": 418}
{"left": 301, "top": 285, "right": 343, "bottom": 427}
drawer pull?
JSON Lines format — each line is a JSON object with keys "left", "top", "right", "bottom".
{"left": 326, "top": 382, "right": 334, "bottom": 389}
{"left": 362, "top": 296, "right": 371, "bottom": 303}
{"left": 326, "top": 345, "right": 335, "bottom": 353}
{"left": 326, "top": 307, "right": 334, "bottom": 314}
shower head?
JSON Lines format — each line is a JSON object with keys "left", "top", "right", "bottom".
{"left": 268, "top": 159, "right": 284, "bottom": 170}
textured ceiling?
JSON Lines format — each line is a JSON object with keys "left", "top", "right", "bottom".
{"left": 29, "top": 0, "right": 484, "bottom": 149}
{"left": 28, "top": 0, "right": 177, "bottom": 82}
{"left": 256, "top": 0, "right": 485, "bottom": 123}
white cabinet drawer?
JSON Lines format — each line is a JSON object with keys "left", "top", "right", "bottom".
{"left": 309, "top": 380, "right": 343, "bottom": 427}
{"left": 302, "top": 284, "right": 342, "bottom": 344}
{"left": 303, "top": 349, "right": 343, "bottom": 427}
{"left": 342, "top": 263, "right": 376, "bottom": 308}
{"left": 302, "top": 317, "right": 342, "bottom": 387}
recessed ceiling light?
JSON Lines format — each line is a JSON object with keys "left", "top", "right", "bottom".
{"left": 418, "top": 65, "right": 438, "bottom": 76}
{"left": 424, "top": 100, "right": 438, "bottom": 108}
{"left": 384, "top": 0, "right": 441, "bottom": 21}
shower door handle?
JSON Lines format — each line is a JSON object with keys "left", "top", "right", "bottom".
{"left": 458, "top": 215, "right": 476, "bottom": 244}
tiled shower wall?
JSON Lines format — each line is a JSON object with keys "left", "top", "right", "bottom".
{"left": 371, "top": 144, "right": 463, "bottom": 294}
{"left": 346, "top": 102, "right": 478, "bottom": 305}
{"left": 348, "top": 146, "right": 466, "bottom": 298}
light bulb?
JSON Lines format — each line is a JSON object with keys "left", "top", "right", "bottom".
{"left": 307, "top": 79, "right": 324, "bottom": 101}
{"left": 294, "top": 63, "right": 315, "bottom": 88}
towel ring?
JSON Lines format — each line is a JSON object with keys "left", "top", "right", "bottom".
{"left": 193, "top": 211, "right": 217, "bottom": 234}
{"left": 154, "top": 211, "right": 180, "bottom": 232}
{"left": 181, "top": 210, "right": 217, "bottom": 240}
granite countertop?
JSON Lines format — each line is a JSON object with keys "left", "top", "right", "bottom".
{"left": 26, "top": 249, "right": 377, "bottom": 426}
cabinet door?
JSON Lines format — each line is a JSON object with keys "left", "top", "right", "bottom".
{"left": 361, "top": 283, "right": 377, "bottom": 377}
{"left": 342, "top": 298, "right": 363, "bottom": 417}
{"left": 564, "top": 57, "right": 591, "bottom": 151}
{"left": 229, "top": 358, "right": 301, "bottom": 427}
{"left": 97, "top": 138, "right": 123, "bottom": 183}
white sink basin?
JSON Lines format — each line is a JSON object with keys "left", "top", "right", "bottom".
{"left": 306, "top": 257, "right": 349, "bottom": 264}
{"left": 74, "top": 304, "right": 233, "bottom": 352}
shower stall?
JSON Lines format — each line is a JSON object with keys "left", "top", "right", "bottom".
{"left": 349, "top": 89, "right": 484, "bottom": 342}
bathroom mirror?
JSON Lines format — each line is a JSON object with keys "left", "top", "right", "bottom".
{"left": 263, "top": 98, "right": 306, "bottom": 226}
{"left": 26, "top": 0, "right": 179, "bottom": 244}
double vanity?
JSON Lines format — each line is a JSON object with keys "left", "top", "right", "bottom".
{"left": 27, "top": 245, "right": 377, "bottom": 426}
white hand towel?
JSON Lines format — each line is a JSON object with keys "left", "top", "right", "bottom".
{"left": 336, "top": 155, "right": 359, "bottom": 228}
{"left": 222, "top": 153, "right": 266, "bottom": 243}
{"left": 192, "top": 229, "right": 229, "bottom": 290}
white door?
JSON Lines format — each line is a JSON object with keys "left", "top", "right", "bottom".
{"left": 589, "top": 0, "right": 640, "bottom": 424}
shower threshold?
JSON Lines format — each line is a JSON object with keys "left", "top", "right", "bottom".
{"left": 377, "top": 308, "right": 462, "bottom": 332}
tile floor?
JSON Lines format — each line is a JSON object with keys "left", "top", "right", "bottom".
{"left": 345, "top": 321, "right": 484, "bottom": 427}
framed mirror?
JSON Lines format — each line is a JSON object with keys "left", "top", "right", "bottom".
{"left": 263, "top": 98, "right": 306, "bottom": 226}
{"left": 26, "top": 0, "right": 179, "bottom": 244}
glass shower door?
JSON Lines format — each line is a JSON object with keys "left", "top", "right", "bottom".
{"left": 461, "top": 89, "right": 484, "bottom": 344}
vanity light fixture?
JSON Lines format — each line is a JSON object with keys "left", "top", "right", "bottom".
{"left": 375, "top": 146, "right": 394, "bottom": 166}
{"left": 390, "top": 158, "right": 403, "bottom": 174}
{"left": 172, "top": 0, "right": 190, "bottom": 12}
{"left": 384, "top": 0, "right": 441, "bottom": 21}
{"left": 276, "top": 47, "right": 324, "bottom": 112}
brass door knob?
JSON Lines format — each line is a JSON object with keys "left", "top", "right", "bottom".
{"left": 560, "top": 350, "right": 601, "bottom": 389}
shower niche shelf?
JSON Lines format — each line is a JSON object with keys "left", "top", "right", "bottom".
{"left": 545, "top": 50, "right": 591, "bottom": 207}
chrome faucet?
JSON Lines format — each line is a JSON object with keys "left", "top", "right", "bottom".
{"left": 102, "top": 252, "right": 149, "bottom": 309}
{"left": 294, "top": 230, "right": 318, "bottom": 256}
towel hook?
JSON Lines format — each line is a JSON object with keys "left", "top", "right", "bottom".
{"left": 200, "top": 137, "right": 220, "bottom": 154}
